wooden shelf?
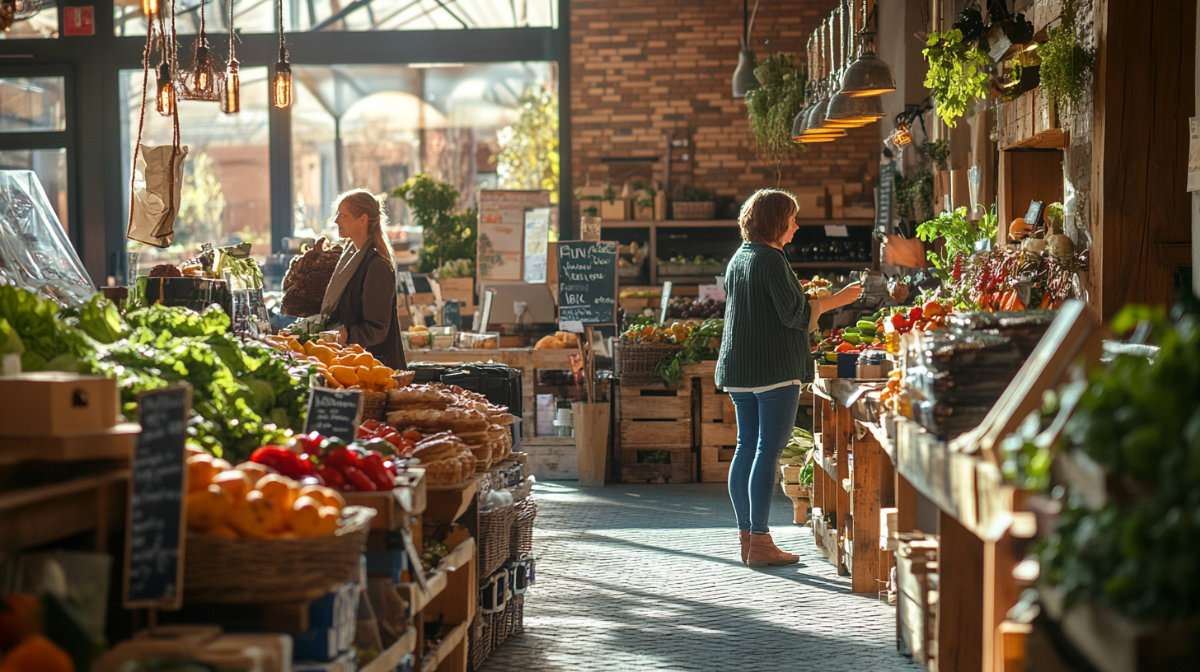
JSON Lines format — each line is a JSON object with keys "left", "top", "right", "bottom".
{"left": 420, "top": 620, "right": 468, "bottom": 672}
{"left": 0, "top": 468, "right": 129, "bottom": 553}
{"left": 0, "top": 423, "right": 140, "bottom": 466}
{"left": 791, "top": 261, "right": 872, "bottom": 270}
{"left": 399, "top": 537, "right": 477, "bottom": 618}
{"left": 360, "top": 627, "right": 416, "bottom": 672}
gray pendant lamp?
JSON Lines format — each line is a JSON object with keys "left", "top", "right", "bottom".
{"left": 840, "top": 0, "right": 896, "bottom": 98}
{"left": 802, "top": 18, "right": 838, "bottom": 137}
{"left": 791, "top": 35, "right": 816, "bottom": 142}
{"left": 732, "top": 0, "right": 761, "bottom": 98}
{"left": 826, "top": 0, "right": 885, "bottom": 126}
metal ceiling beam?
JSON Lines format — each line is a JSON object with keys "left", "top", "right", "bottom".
{"left": 311, "top": 0, "right": 373, "bottom": 31}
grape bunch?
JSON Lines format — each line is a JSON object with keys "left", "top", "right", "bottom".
{"left": 666, "top": 298, "right": 725, "bottom": 319}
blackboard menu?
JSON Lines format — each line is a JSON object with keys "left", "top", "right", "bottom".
{"left": 556, "top": 240, "right": 618, "bottom": 326}
{"left": 443, "top": 300, "right": 463, "bottom": 330}
{"left": 124, "top": 385, "right": 190, "bottom": 609}
{"left": 305, "top": 387, "right": 363, "bottom": 441}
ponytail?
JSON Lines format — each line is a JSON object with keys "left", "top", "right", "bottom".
{"left": 335, "top": 189, "right": 393, "bottom": 262}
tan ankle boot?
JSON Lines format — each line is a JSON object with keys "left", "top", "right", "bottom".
{"left": 746, "top": 532, "right": 800, "bottom": 568}
{"left": 739, "top": 530, "right": 751, "bottom": 565}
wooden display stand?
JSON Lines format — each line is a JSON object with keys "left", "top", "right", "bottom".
{"left": 687, "top": 361, "right": 735, "bottom": 483}
{"left": 615, "top": 377, "right": 693, "bottom": 483}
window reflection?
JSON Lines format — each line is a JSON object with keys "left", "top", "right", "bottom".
{"left": 119, "top": 67, "right": 271, "bottom": 270}
{"left": 0, "top": 77, "right": 65, "bottom": 132}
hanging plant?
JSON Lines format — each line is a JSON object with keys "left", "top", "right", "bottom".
{"left": 744, "top": 52, "right": 806, "bottom": 162}
{"left": 1037, "top": 0, "right": 1095, "bottom": 116}
{"left": 924, "top": 140, "right": 951, "bottom": 171}
{"left": 922, "top": 27, "right": 991, "bottom": 128}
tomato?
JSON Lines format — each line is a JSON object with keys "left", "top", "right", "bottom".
{"left": 922, "top": 301, "right": 944, "bottom": 318}
{"left": 907, "top": 306, "right": 923, "bottom": 322}
{"left": 835, "top": 342, "right": 857, "bottom": 353}
{"left": 890, "top": 314, "right": 911, "bottom": 332}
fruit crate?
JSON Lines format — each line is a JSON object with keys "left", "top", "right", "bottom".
{"left": 618, "top": 445, "right": 693, "bottom": 484}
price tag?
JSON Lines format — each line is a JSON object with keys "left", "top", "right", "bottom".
{"left": 824, "top": 225, "right": 850, "bottom": 238}
{"left": 658, "top": 281, "right": 674, "bottom": 324}
{"left": 305, "top": 387, "right": 363, "bottom": 441}
{"left": 124, "top": 385, "right": 191, "bottom": 610}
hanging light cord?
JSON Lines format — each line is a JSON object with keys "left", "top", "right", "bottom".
{"left": 228, "top": 0, "right": 235, "bottom": 59}
{"left": 277, "top": 0, "right": 287, "bottom": 59}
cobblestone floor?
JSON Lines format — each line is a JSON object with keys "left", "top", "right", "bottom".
{"left": 480, "top": 481, "right": 923, "bottom": 672}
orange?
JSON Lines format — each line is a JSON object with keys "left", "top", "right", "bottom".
{"left": 289, "top": 496, "right": 324, "bottom": 537}
{"left": 235, "top": 461, "right": 273, "bottom": 480}
{"left": 256, "top": 474, "right": 298, "bottom": 524}
{"left": 0, "top": 634, "right": 74, "bottom": 672}
{"left": 298, "top": 485, "right": 345, "bottom": 510}
{"left": 211, "top": 470, "right": 254, "bottom": 500}
{"left": 0, "top": 593, "right": 41, "bottom": 650}
{"left": 229, "top": 490, "right": 280, "bottom": 538}
{"left": 185, "top": 485, "right": 232, "bottom": 531}
{"left": 186, "top": 454, "right": 221, "bottom": 492}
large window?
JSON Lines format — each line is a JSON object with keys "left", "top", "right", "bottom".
{"left": 114, "top": 0, "right": 558, "bottom": 37}
{"left": 0, "top": 73, "right": 69, "bottom": 231}
{"left": 0, "top": 3, "right": 57, "bottom": 39}
{"left": 119, "top": 67, "right": 271, "bottom": 270}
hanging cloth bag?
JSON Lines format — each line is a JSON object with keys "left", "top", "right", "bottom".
{"left": 127, "top": 143, "right": 188, "bottom": 248}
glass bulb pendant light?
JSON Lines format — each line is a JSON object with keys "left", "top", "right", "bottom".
{"left": 142, "top": 0, "right": 158, "bottom": 18}
{"left": 273, "top": 0, "right": 292, "bottom": 108}
{"left": 156, "top": 61, "right": 175, "bottom": 116}
{"left": 221, "top": 0, "right": 240, "bottom": 114}
{"left": 177, "top": 0, "right": 222, "bottom": 102}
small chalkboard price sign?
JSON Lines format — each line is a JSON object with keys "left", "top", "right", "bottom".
{"left": 443, "top": 300, "right": 463, "bottom": 330}
{"left": 305, "top": 386, "right": 363, "bottom": 441}
{"left": 556, "top": 240, "right": 618, "bottom": 326}
{"left": 124, "top": 385, "right": 191, "bottom": 610}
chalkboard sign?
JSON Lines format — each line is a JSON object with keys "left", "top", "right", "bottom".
{"left": 443, "top": 300, "right": 463, "bottom": 330}
{"left": 556, "top": 240, "right": 618, "bottom": 326}
{"left": 305, "top": 387, "right": 363, "bottom": 441}
{"left": 124, "top": 385, "right": 191, "bottom": 610}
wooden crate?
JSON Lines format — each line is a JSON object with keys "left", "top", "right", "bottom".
{"left": 699, "top": 444, "right": 734, "bottom": 483}
{"left": 618, "top": 445, "right": 693, "bottom": 484}
{"left": 617, "top": 380, "right": 692, "bottom": 454}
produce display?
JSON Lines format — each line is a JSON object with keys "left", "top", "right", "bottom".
{"left": 264, "top": 332, "right": 398, "bottom": 391}
{"left": 534, "top": 331, "right": 580, "bottom": 349}
{"left": 801, "top": 276, "right": 833, "bottom": 300}
{"left": 1037, "top": 302, "right": 1200, "bottom": 623}
{"left": 384, "top": 382, "right": 517, "bottom": 481}
{"left": 1, "top": 286, "right": 309, "bottom": 464}
{"left": 664, "top": 297, "right": 725, "bottom": 320}
{"left": 186, "top": 448, "right": 347, "bottom": 539}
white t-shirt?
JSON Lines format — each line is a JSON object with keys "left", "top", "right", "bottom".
{"left": 723, "top": 380, "right": 802, "bottom": 394}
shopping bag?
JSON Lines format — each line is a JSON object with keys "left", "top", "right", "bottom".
{"left": 127, "top": 143, "right": 188, "bottom": 248}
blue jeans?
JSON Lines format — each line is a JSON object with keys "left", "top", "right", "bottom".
{"left": 728, "top": 385, "right": 800, "bottom": 534}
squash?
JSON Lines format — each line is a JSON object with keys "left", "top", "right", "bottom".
{"left": 1047, "top": 234, "right": 1074, "bottom": 261}
{"left": 1008, "top": 217, "right": 1033, "bottom": 240}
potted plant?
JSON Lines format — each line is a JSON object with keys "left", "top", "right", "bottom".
{"left": 1037, "top": 0, "right": 1095, "bottom": 117}
{"left": 391, "top": 173, "right": 478, "bottom": 277}
{"left": 672, "top": 185, "right": 717, "bottom": 220}
{"left": 922, "top": 21, "right": 992, "bottom": 128}
{"left": 599, "top": 181, "right": 629, "bottom": 221}
{"left": 914, "top": 205, "right": 998, "bottom": 282}
{"left": 631, "top": 179, "right": 656, "bottom": 221}
{"left": 744, "top": 52, "right": 806, "bottom": 162}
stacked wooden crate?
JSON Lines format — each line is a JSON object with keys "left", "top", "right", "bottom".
{"left": 896, "top": 535, "right": 939, "bottom": 668}
{"left": 615, "top": 380, "right": 694, "bottom": 483}
{"left": 690, "top": 361, "right": 736, "bottom": 483}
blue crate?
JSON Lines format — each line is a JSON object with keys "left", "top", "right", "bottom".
{"left": 365, "top": 549, "right": 409, "bottom": 584}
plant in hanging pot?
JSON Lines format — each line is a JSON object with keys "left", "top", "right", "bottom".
{"left": 922, "top": 25, "right": 992, "bottom": 128}
{"left": 744, "top": 52, "right": 806, "bottom": 162}
{"left": 1037, "top": 0, "right": 1095, "bottom": 117}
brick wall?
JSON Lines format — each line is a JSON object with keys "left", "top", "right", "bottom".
{"left": 569, "top": 0, "right": 882, "bottom": 208}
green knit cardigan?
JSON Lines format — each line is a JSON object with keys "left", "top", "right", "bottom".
{"left": 714, "top": 241, "right": 814, "bottom": 388}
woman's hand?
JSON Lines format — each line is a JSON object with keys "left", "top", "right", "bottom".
{"left": 835, "top": 282, "right": 864, "bottom": 307}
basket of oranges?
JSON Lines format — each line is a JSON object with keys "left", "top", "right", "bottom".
{"left": 182, "top": 452, "right": 376, "bottom": 604}
{"left": 615, "top": 322, "right": 690, "bottom": 381}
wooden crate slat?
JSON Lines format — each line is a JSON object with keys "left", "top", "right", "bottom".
{"left": 618, "top": 393, "right": 690, "bottom": 420}
{"left": 699, "top": 444, "right": 733, "bottom": 483}
{"left": 619, "top": 419, "right": 690, "bottom": 446}
{"left": 618, "top": 444, "right": 693, "bottom": 484}
{"left": 700, "top": 422, "right": 737, "bottom": 446}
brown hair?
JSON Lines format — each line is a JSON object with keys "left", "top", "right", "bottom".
{"left": 738, "top": 189, "right": 798, "bottom": 244}
{"left": 336, "top": 189, "right": 392, "bottom": 262}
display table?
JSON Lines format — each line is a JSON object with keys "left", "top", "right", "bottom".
{"left": 404, "top": 348, "right": 578, "bottom": 478}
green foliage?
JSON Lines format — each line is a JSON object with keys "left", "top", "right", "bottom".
{"left": 651, "top": 318, "right": 724, "bottom": 386}
{"left": 895, "top": 171, "right": 935, "bottom": 223}
{"left": 744, "top": 52, "right": 806, "bottom": 162}
{"left": 924, "top": 140, "right": 951, "bottom": 170}
{"left": 496, "top": 84, "right": 559, "bottom": 203}
{"left": 915, "top": 206, "right": 997, "bottom": 277}
{"left": 0, "top": 285, "right": 96, "bottom": 372}
{"left": 391, "top": 174, "right": 478, "bottom": 274}
{"left": 1038, "top": 300, "right": 1200, "bottom": 622}
{"left": 922, "top": 28, "right": 991, "bottom": 127}
{"left": 1037, "top": 0, "right": 1095, "bottom": 116}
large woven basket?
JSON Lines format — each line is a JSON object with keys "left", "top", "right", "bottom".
{"left": 509, "top": 497, "right": 537, "bottom": 559}
{"left": 614, "top": 342, "right": 681, "bottom": 381}
{"left": 478, "top": 504, "right": 516, "bottom": 579}
{"left": 469, "top": 613, "right": 493, "bottom": 671}
{"left": 183, "top": 506, "right": 375, "bottom": 604}
{"left": 672, "top": 200, "right": 715, "bottom": 220}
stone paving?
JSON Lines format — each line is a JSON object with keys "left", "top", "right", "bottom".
{"left": 481, "top": 481, "right": 923, "bottom": 672}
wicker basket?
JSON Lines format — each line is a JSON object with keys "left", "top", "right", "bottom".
{"left": 672, "top": 200, "right": 715, "bottom": 220}
{"left": 614, "top": 342, "right": 681, "bottom": 380}
{"left": 478, "top": 504, "right": 516, "bottom": 579}
{"left": 510, "top": 594, "right": 526, "bottom": 636}
{"left": 393, "top": 369, "right": 416, "bottom": 387}
{"left": 183, "top": 506, "right": 375, "bottom": 604}
{"left": 360, "top": 389, "right": 388, "bottom": 422}
{"left": 469, "top": 613, "right": 492, "bottom": 671}
{"left": 509, "top": 497, "right": 537, "bottom": 559}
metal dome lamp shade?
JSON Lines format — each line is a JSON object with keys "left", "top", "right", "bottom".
{"left": 732, "top": 0, "right": 761, "bottom": 98}
{"left": 791, "top": 36, "right": 817, "bottom": 142}
{"left": 841, "top": 0, "right": 895, "bottom": 98}
{"left": 824, "top": 1, "right": 872, "bottom": 128}
{"left": 802, "top": 18, "right": 840, "bottom": 137}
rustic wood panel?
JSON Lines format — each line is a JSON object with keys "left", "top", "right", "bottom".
{"left": 998, "top": 149, "right": 1064, "bottom": 246}
{"left": 700, "top": 422, "right": 737, "bottom": 447}
{"left": 618, "top": 392, "right": 691, "bottom": 420}
{"left": 835, "top": 405, "right": 852, "bottom": 576}
{"left": 618, "top": 420, "right": 691, "bottom": 447}
{"left": 618, "top": 445, "right": 693, "bottom": 484}
{"left": 937, "top": 510, "right": 985, "bottom": 672}
{"left": 851, "top": 432, "right": 884, "bottom": 594}
{"left": 699, "top": 444, "right": 733, "bottom": 483}
{"left": 1095, "top": 0, "right": 1196, "bottom": 318}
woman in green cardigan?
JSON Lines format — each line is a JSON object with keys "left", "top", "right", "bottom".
{"left": 715, "top": 189, "right": 862, "bottom": 567}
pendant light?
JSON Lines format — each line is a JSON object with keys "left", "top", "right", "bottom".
{"left": 732, "top": 0, "right": 760, "bottom": 98}
{"left": 790, "top": 35, "right": 815, "bottom": 142}
{"left": 798, "top": 23, "right": 844, "bottom": 141}
{"left": 177, "top": 0, "right": 222, "bottom": 102}
{"left": 221, "top": 0, "right": 240, "bottom": 113}
{"left": 840, "top": 0, "right": 895, "bottom": 98}
{"left": 273, "top": 0, "right": 293, "bottom": 108}
{"left": 802, "top": 18, "right": 837, "bottom": 137}
{"left": 142, "top": 0, "right": 158, "bottom": 18}
{"left": 826, "top": 0, "right": 885, "bottom": 126}
{"left": 156, "top": 60, "right": 176, "bottom": 116}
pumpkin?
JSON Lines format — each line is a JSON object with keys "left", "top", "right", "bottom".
{"left": 1047, "top": 234, "right": 1075, "bottom": 261}
{"left": 1008, "top": 217, "right": 1033, "bottom": 240}
{"left": 1021, "top": 238, "right": 1047, "bottom": 253}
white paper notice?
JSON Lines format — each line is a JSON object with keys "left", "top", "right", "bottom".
{"left": 558, "top": 320, "right": 585, "bottom": 333}
{"left": 824, "top": 225, "right": 850, "bottom": 238}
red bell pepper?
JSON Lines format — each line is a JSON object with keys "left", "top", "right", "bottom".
{"left": 318, "top": 464, "right": 347, "bottom": 490}
{"left": 907, "top": 306, "right": 923, "bottom": 322}
{"left": 359, "top": 453, "right": 395, "bottom": 490}
{"left": 251, "top": 446, "right": 314, "bottom": 481}
{"left": 341, "top": 465, "right": 377, "bottom": 492}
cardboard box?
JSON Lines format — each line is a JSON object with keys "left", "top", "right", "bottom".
{"left": 600, "top": 199, "right": 630, "bottom": 221}
{"left": 0, "top": 372, "right": 118, "bottom": 436}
